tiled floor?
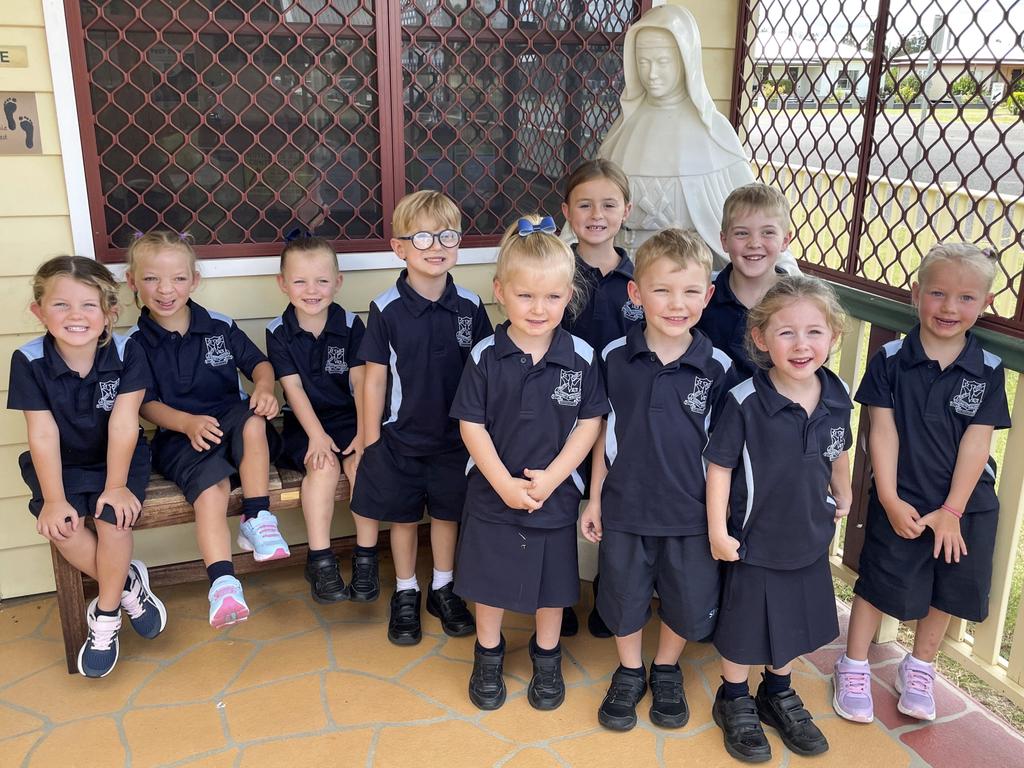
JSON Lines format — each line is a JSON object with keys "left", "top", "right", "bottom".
{"left": 1, "top": 558, "right": 1021, "bottom": 768}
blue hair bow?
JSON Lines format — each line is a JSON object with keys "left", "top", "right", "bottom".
{"left": 284, "top": 226, "right": 313, "bottom": 242}
{"left": 517, "top": 216, "right": 557, "bottom": 237}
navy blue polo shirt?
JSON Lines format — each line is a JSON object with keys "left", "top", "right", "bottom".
{"left": 855, "top": 325, "right": 1010, "bottom": 515}
{"left": 451, "top": 322, "right": 609, "bottom": 529}
{"left": 358, "top": 270, "right": 492, "bottom": 456}
{"left": 266, "top": 302, "right": 365, "bottom": 431}
{"left": 600, "top": 325, "right": 736, "bottom": 536}
{"left": 696, "top": 263, "right": 788, "bottom": 381}
{"left": 562, "top": 245, "right": 644, "bottom": 351}
{"left": 704, "top": 367, "right": 853, "bottom": 570}
{"left": 129, "top": 300, "right": 267, "bottom": 417}
{"left": 8, "top": 333, "right": 151, "bottom": 468}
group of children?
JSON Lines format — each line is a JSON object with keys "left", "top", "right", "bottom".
{"left": 9, "top": 157, "right": 1009, "bottom": 763}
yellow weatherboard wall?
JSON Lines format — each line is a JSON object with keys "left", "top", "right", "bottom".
{"left": 0, "top": 0, "right": 738, "bottom": 598}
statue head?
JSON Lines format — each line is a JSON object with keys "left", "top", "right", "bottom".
{"left": 635, "top": 28, "right": 686, "bottom": 104}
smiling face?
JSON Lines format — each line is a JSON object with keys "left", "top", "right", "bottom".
{"left": 912, "top": 259, "right": 993, "bottom": 346}
{"left": 391, "top": 214, "right": 459, "bottom": 281}
{"left": 126, "top": 245, "right": 199, "bottom": 326}
{"left": 31, "top": 275, "right": 110, "bottom": 354}
{"left": 561, "top": 176, "right": 631, "bottom": 253}
{"left": 751, "top": 298, "right": 835, "bottom": 385}
{"left": 277, "top": 247, "right": 341, "bottom": 321}
{"left": 493, "top": 266, "right": 573, "bottom": 344}
{"left": 721, "top": 208, "right": 792, "bottom": 282}
{"left": 635, "top": 28, "right": 685, "bottom": 103}
{"left": 628, "top": 256, "right": 712, "bottom": 345}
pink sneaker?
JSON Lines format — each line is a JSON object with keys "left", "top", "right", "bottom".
{"left": 895, "top": 654, "right": 936, "bottom": 720}
{"left": 832, "top": 656, "right": 874, "bottom": 723}
{"left": 208, "top": 575, "right": 250, "bottom": 629}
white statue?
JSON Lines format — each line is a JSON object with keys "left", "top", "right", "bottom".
{"left": 598, "top": 5, "right": 798, "bottom": 272}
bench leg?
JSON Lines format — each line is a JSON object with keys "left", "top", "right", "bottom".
{"left": 50, "top": 542, "right": 87, "bottom": 674}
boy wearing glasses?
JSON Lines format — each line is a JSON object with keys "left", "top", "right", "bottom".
{"left": 351, "top": 190, "right": 493, "bottom": 644}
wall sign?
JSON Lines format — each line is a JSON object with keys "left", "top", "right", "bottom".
{"left": 0, "top": 46, "right": 28, "bottom": 67}
{"left": 0, "top": 92, "right": 41, "bottom": 155}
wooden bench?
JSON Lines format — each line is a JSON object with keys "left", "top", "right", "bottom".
{"left": 51, "top": 466, "right": 357, "bottom": 673}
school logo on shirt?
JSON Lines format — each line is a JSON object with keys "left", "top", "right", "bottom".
{"left": 95, "top": 378, "right": 119, "bottom": 411}
{"left": 456, "top": 316, "right": 473, "bottom": 347}
{"left": 204, "top": 335, "right": 233, "bottom": 367}
{"left": 950, "top": 379, "right": 985, "bottom": 417}
{"left": 683, "top": 377, "right": 712, "bottom": 414}
{"left": 325, "top": 346, "right": 348, "bottom": 375}
{"left": 621, "top": 300, "right": 644, "bottom": 321}
{"left": 551, "top": 370, "right": 583, "bottom": 407}
{"left": 823, "top": 427, "right": 845, "bottom": 461}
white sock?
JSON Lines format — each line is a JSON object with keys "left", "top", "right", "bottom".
{"left": 909, "top": 654, "right": 933, "bottom": 668}
{"left": 396, "top": 575, "right": 419, "bottom": 592}
{"left": 842, "top": 654, "right": 869, "bottom": 667}
{"left": 432, "top": 569, "right": 453, "bottom": 591}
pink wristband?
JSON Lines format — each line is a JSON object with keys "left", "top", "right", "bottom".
{"left": 941, "top": 503, "right": 963, "bottom": 519}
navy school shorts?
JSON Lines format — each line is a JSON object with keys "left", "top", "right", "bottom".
{"left": 276, "top": 410, "right": 357, "bottom": 475}
{"left": 21, "top": 439, "right": 151, "bottom": 527}
{"left": 454, "top": 514, "right": 580, "bottom": 614}
{"left": 152, "top": 400, "right": 281, "bottom": 505}
{"left": 854, "top": 490, "right": 998, "bottom": 623}
{"left": 713, "top": 553, "right": 839, "bottom": 669}
{"left": 349, "top": 433, "right": 467, "bottom": 523}
{"left": 597, "top": 529, "right": 721, "bottom": 641}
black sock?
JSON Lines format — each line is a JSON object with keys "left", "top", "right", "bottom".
{"left": 531, "top": 635, "right": 560, "bottom": 657}
{"left": 241, "top": 496, "right": 270, "bottom": 522}
{"left": 206, "top": 560, "right": 235, "bottom": 585}
{"left": 307, "top": 547, "right": 333, "bottom": 563}
{"left": 764, "top": 669, "right": 792, "bottom": 696}
{"left": 95, "top": 606, "right": 120, "bottom": 618}
{"left": 354, "top": 545, "right": 377, "bottom": 557}
{"left": 476, "top": 636, "right": 505, "bottom": 656}
{"left": 616, "top": 664, "right": 645, "bottom": 678}
{"left": 123, "top": 576, "right": 132, "bottom": 591}
{"left": 721, "top": 677, "right": 750, "bottom": 700}
{"left": 651, "top": 662, "right": 680, "bottom": 674}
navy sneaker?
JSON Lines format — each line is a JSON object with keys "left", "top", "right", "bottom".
{"left": 121, "top": 560, "right": 167, "bottom": 639}
{"left": 78, "top": 599, "right": 121, "bottom": 678}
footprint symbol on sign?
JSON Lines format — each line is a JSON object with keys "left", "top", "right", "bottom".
{"left": 3, "top": 98, "right": 16, "bottom": 131}
{"left": 20, "top": 116, "right": 34, "bottom": 149}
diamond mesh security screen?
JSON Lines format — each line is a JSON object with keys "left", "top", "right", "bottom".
{"left": 732, "top": 0, "right": 1024, "bottom": 337}
{"left": 69, "top": 1, "right": 644, "bottom": 261}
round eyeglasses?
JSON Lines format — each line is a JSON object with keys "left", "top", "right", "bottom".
{"left": 396, "top": 229, "right": 462, "bottom": 250}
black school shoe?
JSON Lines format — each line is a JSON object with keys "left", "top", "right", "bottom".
{"left": 755, "top": 680, "right": 828, "bottom": 756}
{"left": 469, "top": 639, "right": 507, "bottom": 710}
{"left": 649, "top": 663, "right": 689, "bottom": 728}
{"left": 349, "top": 550, "right": 380, "bottom": 602}
{"left": 587, "top": 574, "right": 613, "bottom": 638}
{"left": 560, "top": 605, "right": 579, "bottom": 637}
{"left": 527, "top": 635, "right": 566, "bottom": 710}
{"left": 712, "top": 685, "right": 772, "bottom": 763}
{"left": 598, "top": 666, "right": 647, "bottom": 731}
{"left": 387, "top": 589, "right": 422, "bottom": 645}
{"left": 426, "top": 583, "right": 475, "bottom": 637}
{"left": 304, "top": 555, "right": 349, "bottom": 603}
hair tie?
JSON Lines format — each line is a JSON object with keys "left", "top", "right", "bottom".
{"left": 982, "top": 247, "right": 998, "bottom": 261}
{"left": 178, "top": 231, "right": 190, "bottom": 242}
{"left": 132, "top": 231, "right": 144, "bottom": 240}
{"left": 517, "top": 216, "right": 556, "bottom": 237}
{"left": 284, "top": 227, "right": 313, "bottom": 242}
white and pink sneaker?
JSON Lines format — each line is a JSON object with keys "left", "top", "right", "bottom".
{"left": 208, "top": 575, "right": 250, "bottom": 629}
{"left": 895, "top": 654, "right": 936, "bottom": 721}
{"left": 833, "top": 655, "right": 874, "bottom": 723}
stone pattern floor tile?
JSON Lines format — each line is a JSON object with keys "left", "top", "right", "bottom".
{"left": 2, "top": 561, "right": 1023, "bottom": 767}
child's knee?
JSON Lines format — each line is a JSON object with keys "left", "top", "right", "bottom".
{"left": 196, "top": 479, "right": 230, "bottom": 505}
{"left": 94, "top": 519, "right": 134, "bottom": 544}
{"left": 307, "top": 460, "right": 341, "bottom": 482}
{"left": 243, "top": 414, "right": 268, "bottom": 441}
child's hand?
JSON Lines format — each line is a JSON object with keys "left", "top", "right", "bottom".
{"left": 498, "top": 476, "right": 542, "bottom": 512}
{"left": 249, "top": 387, "right": 279, "bottom": 419}
{"left": 523, "top": 467, "right": 559, "bottom": 505}
{"left": 919, "top": 509, "right": 968, "bottom": 563}
{"left": 183, "top": 414, "right": 222, "bottom": 451}
{"left": 305, "top": 432, "right": 340, "bottom": 470}
{"left": 833, "top": 500, "right": 852, "bottom": 523}
{"left": 709, "top": 532, "right": 741, "bottom": 562}
{"left": 883, "top": 498, "right": 926, "bottom": 539}
{"left": 580, "top": 501, "right": 602, "bottom": 543}
{"left": 96, "top": 485, "right": 142, "bottom": 529}
{"left": 37, "top": 500, "right": 79, "bottom": 542}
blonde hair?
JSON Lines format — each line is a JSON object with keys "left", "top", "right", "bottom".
{"left": 634, "top": 228, "right": 713, "bottom": 282}
{"left": 721, "top": 183, "right": 791, "bottom": 233}
{"left": 917, "top": 242, "right": 998, "bottom": 292}
{"left": 495, "top": 214, "right": 581, "bottom": 316}
{"left": 745, "top": 274, "right": 846, "bottom": 370}
{"left": 280, "top": 235, "right": 337, "bottom": 273}
{"left": 392, "top": 190, "right": 461, "bottom": 236}
{"left": 563, "top": 159, "right": 631, "bottom": 205}
{"left": 32, "top": 256, "right": 120, "bottom": 345}
{"left": 124, "top": 231, "right": 198, "bottom": 308}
